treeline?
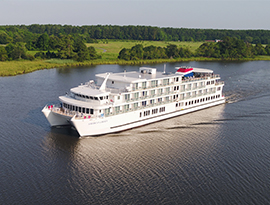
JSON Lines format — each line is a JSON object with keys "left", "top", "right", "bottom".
{"left": 118, "top": 37, "right": 270, "bottom": 60}
{"left": 0, "top": 34, "right": 100, "bottom": 62}
{"left": 0, "top": 24, "right": 270, "bottom": 44}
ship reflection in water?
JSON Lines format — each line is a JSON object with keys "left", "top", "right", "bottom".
{"left": 42, "top": 104, "right": 226, "bottom": 204}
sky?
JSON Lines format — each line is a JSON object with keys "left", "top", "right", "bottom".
{"left": 0, "top": 0, "right": 269, "bottom": 30}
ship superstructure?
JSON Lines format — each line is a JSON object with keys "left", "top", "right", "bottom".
{"left": 42, "top": 66, "right": 225, "bottom": 136}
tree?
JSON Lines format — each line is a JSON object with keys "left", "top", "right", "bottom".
{"left": 118, "top": 48, "right": 130, "bottom": 60}
{"left": 265, "top": 45, "right": 270, "bottom": 55}
{"left": 0, "top": 46, "right": 8, "bottom": 61}
{"left": 88, "top": 46, "right": 99, "bottom": 60}
{"left": 74, "top": 40, "right": 90, "bottom": 61}
{"left": 36, "top": 33, "right": 49, "bottom": 50}
{"left": 57, "top": 35, "right": 76, "bottom": 59}
{"left": 166, "top": 44, "right": 179, "bottom": 58}
{"left": 130, "top": 44, "right": 143, "bottom": 60}
{"left": 254, "top": 43, "right": 266, "bottom": 55}
{"left": 0, "top": 31, "right": 12, "bottom": 44}
{"left": 5, "top": 42, "right": 28, "bottom": 60}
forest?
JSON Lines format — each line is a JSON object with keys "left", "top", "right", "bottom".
{"left": 1, "top": 24, "right": 270, "bottom": 44}
{"left": 1, "top": 24, "right": 270, "bottom": 62}
{"left": 118, "top": 37, "right": 270, "bottom": 61}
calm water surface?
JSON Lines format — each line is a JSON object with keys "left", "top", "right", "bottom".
{"left": 1, "top": 61, "right": 270, "bottom": 204}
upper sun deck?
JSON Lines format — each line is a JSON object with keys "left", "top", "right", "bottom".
{"left": 95, "top": 67, "right": 214, "bottom": 85}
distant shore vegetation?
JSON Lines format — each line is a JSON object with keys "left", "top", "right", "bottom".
{"left": 1, "top": 24, "right": 270, "bottom": 76}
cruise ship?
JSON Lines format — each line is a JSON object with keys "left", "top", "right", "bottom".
{"left": 42, "top": 66, "right": 225, "bottom": 137}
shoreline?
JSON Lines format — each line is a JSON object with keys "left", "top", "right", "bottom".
{"left": 1, "top": 57, "right": 270, "bottom": 77}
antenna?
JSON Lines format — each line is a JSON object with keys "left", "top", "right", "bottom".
{"left": 163, "top": 64, "right": 166, "bottom": 73}
{"left": 99, "top": 73, "right": 110, "bottom": 91}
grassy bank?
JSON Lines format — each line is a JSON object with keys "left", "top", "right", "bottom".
{"left": 1, "top": 40, "right": 270, "bottom": 77}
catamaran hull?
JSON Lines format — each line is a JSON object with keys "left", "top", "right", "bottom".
{"left": 42, "top": 107, "right": 71, "bottom": 127}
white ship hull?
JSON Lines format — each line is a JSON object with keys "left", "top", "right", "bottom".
{"left": 43, "top": 97, "right": 225, "bottom": 137}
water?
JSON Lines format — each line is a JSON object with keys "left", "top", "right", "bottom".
{"left": 1, "top": 61, "right": 270, "bottom": 204}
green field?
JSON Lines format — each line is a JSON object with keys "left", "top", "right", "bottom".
{"left": 86, "top": 40, "right": 203, "bottom": 60}
{"left": 1, "top": 40, "right": 270, "bottom": 76}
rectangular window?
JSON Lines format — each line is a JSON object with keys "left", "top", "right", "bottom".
{"left": 142, "top": 101, "right": 147, "bottom": 106}
{"left": 133, "top": 102, "right": 138, "bottom": 109}
{"left": 181, "top": 85, "right": 185, "bottom": 91}
{"left": 151, "top": 80, "right": 158, "bottom": 87}
{"left": 125, "top": 94, "right": 130, "bottom": 100}
{"left": 134, "top": 83, "right": 138, "bottom": 90}
{"left": 124, "top": 104, "right": 129, "bottom": 111}
{"left": 163, "top": 78, "right": 169, "bottom": 85}
{"left": 105, "top": 108, "right": 110, "bottom": 114}
{"left": 142, "top": 82, "right": 147, "bottom": 89}
{"left": 134, "top": 92, "right": 139, "bottom": 99}
{"left": 115, "top": 106, "right": 120, "bottom": 113}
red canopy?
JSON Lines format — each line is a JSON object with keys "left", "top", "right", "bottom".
{"left": 176, "top": 68, "right": 193, "bottom": 73}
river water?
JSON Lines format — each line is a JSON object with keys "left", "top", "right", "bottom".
{"left": 1, "top": 61, "right": 270, "bottom": 204}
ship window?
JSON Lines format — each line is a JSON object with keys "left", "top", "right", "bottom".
{"left": 106, "top": 96, "right": 108, "bottom": 99}
{"left": 134, "top": 92, "right": 139, "bottom": 99}
{"left": 90, "top": 96, "right": 93, "bottom": 100}
{"left": 86, "top": 96, "right": 89, "bottom": 99}
{"left": 125, "top": 94, "right": 130, "bottom": 100}
{"left": 90, "top": 109, "right": 94, "bottom": 114}
{"left": 158, "top": 98, "right": 162, "bottom": 102}
{"left": 112, "top": 81, "right": 114, "bottom": 84}
{"left": 142, "top": 82, "right": 147, "bottom": 89}
{"left": 94, "top": 97, "right": 98, "bottom": 100}
{"left": 86, "top": 108, "right": 89, "bottom": 114}
{"left": 140, "top": 112, "right": 142, "bottom": 117}
{"left": 82, "top": 108, "right": 85, "bottom": 113}
{"left": 100, "top": 96, "right": 103, "bottom": 100}
{"left": 75, "top": 106, "right": 78, "bottom": 111}
{"left": 134, "top": 102, "right": 138, "bottom": 108}
{"left": 79, "top": 107, "right": 81, "bottom": 112}
{"left": 142, "top": 101, "right": 147, "bottom": 106}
